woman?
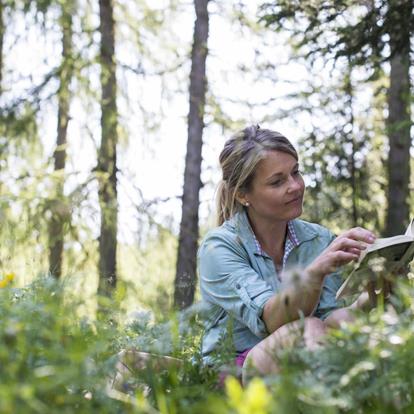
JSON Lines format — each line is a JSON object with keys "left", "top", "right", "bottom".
{"left": 198, "top": 125, "right": 375, "bottom": 383}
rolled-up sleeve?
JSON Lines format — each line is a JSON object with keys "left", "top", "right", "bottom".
{"left": 198, "top": 233, "right": 274, "bottom": 338}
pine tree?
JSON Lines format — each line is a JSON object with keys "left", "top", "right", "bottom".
{"left": 97, "top": 0, "right": 119, "bottom": 296}
{"left": 48, "top": 0, "right": 74, "bottom": 278}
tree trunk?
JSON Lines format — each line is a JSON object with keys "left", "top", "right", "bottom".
{"left": 174, "top": 0, "right": 209, "bottom": 310}
{"left": 97, "top": 0, "right": 118, "bottom": 296}
{"left": 0, "top": 1, "right": 4, "bottom": 91}
{"left": 48, "top": 5, "right": 73, "bottom": 278}
{"left": 344, "top": 63, "right": 358, "bottom": 227}
{"left": 0, "top": 1, "right": 4, "bottom": 180}
{"left": 385, "top": 0, "right": 412, "bottom": 236}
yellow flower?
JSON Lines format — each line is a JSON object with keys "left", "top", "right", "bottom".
{"left": 225, "top": 376, "right": 271, "bottom": 414}
{"left": 244, "top": 378, "right": 271, "bottom": 414}
{"left": 226, "top": 376, "right": 243, "bottom": 407}
{"left": 0, "top": 273, "right": 15, "bottom": 288}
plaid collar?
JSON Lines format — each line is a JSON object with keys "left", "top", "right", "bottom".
{"left": 252, "top": 220, "right": 300, "bottom": 257}
{"left": 283, "top": 221, "right": 300, "bottom": 269}
{"left": 251, "top": 221, "right": 301, "bottom": 276}
{"left": 232, "top": 210, "right": 319, "bottom": 279}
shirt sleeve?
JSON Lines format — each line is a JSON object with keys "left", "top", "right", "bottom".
{"left": 198, "top": 232, "right": 274, "bottom": 338}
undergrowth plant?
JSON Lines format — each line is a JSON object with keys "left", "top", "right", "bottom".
{"left": 2, "top": 274, "right": 414, "bottom": 413}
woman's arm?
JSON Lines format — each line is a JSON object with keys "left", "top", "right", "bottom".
{"left": 262, "top": 270, "right": 324, "bottom": 333}
{"left": 262, "top": 227, "right": 376, "bottom": 334}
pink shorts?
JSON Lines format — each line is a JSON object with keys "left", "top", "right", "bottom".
{"left": 235, "top": 348, "right": 252, "bottom": 368}
{"left": 218, "top": 348, "right": 252, "bottom": 388}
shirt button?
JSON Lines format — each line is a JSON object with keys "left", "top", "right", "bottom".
{"left": 235, "top": 283, "right": 241, "bottom": 289}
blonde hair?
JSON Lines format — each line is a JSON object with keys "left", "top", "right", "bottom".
{"left": 216, "top": 125, "right": 298, "bottom": 225}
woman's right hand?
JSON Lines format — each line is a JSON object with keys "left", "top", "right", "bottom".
{"left": 306, "top": 227, "right": 376, "bottom": 280}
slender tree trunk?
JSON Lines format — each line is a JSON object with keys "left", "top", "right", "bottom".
{"left": 344, "top": 63, "right": 358, "bottom": 227}
{"left": 0, "top": 1, "right": 4, "bottom": 189}
{"left": 385, "top": 0, "right": 412, "bottom": 236}
{"left": 48, "top": 5, "right": 73, "bottom": 278}
{"left": 97, "top": 0, "right": 118, "bottom": 296}
{"left": 174, "top": 0, "right": 209, "bottom": 310}
{"left": 0, "top": 1, "right": 4, "bottom": 92}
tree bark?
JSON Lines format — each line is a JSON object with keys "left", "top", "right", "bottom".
{"left": 0, "top": 1, "right": 4, "bottom": 92}
{"left": 98, "top": 0, "right": 118, "bottom": 296}
{"left": 48, "top": 4, "right": 73, "bottom": 278}
{"left": 385, "top": 0, "right": 412, "bottom": 236}
{"left": 174, "top": 0, "right": 209, "bottom": 310}
{"left": 344, "top": 63, "right": 358, "bottom": 227}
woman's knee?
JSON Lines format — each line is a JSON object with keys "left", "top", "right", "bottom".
{"left": 241, "top": 317, "right": 326, "bottom": 383}
{"left": 304, "top": 316, "right": 326, "bottom": 332}
{"left": 262, "top": 317, "right": 326, "bottom": 352}
{"left": 242, "top": 346, "right": 277, "bottom": 384}
{"left": 303, "top": 317, "right": 327, "bottom": 348}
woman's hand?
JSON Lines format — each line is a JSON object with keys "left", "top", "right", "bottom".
{"left": 306, "top": 227, "right": 376, "bottom": 280}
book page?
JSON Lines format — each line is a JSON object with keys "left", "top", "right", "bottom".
{"left": 336, "top": 241, "right": 414, "bottom": 299}
{"left": 337, "top": 219, "right": 414, "bottom": 299}
{"left": 405, "top": 218, "right": 414, "bottom": 237}
{"left": 358, "top": 223, "right": 414, "bottom": 263}
{"left": 357, "top": 235, "right": 413, "bottom": 265}
{"left": 361, "top": 242, "right": 413, "bottom": 268}
{"left": 367, "top": 234, "right": 414, "bottom": 252}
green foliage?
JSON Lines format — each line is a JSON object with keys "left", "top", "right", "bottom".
{"left": 257, "top": 0, "right": 410, "bottom": 232}
{"left": 0, "top": 277, "right": 127, "bottom": 413}
{"left": 0, "top": 275, "right": 220, "bottom": 413}
{"left": 115, "top": 307, "right": 219, "bottom": 412}
{"left": 118, "top": 228, "right": 179, "bottom": 320}
{"left": 263, "top": 285, "right": 414, "bottom": 413}
{"left": 3, "top": 275, "right": 414, "bottom": 413}
{"left": 259, "top": 0, "right": 413, "bottom": 67}
{"left": 114, "top": 280, "right": 414, "bottom": 414}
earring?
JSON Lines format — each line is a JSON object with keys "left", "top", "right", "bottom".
{"left": 245, "top": 202, "right": 250, "bottom": 207}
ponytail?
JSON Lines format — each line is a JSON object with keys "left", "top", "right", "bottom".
{"left": 216, "top": 180, "right": 240, "bottom": 226}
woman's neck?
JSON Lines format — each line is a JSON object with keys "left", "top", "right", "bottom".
{"left": 246, "top": 212, "right": 288, "bottom": 259}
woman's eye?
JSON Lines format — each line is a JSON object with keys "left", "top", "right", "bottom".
{"left": 293, "top": 169, "right": 301, "bottom": 176}
{"left": 271, "top": 180, "right": 283, "bottom": 186}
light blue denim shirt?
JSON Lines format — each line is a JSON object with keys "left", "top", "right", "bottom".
{"left": 198, "top": 210, "right": 343, "bottom": 364}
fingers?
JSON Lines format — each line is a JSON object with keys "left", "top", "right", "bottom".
{"left": 309, "top": 247, "right": 363, "bottom": 279}
{"left": 331, "top": 250, "right": 359, "bottom": 266}
{"left": 341, "top": 227, "right": 376, "bottom": 244}
{"left": 347, "top": 247, "right": 362, "bottom": 256}
{"left": 332, "top": 237, "right": 369, "bottom": 254}
{"left": 308, "top": 227, "right": 376, "bottom": 279}
{"left": 330, "top": 227, "right": 376, "bottom": 259}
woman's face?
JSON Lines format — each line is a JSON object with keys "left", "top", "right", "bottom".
{"left": 242, "top": 150, "right": 305, "bottom": 223}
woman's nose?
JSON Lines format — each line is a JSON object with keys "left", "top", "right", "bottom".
{"left": 287, "top": 175, "right": 302, "bottom": 192}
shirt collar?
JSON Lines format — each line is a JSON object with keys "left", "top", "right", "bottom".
{"left": 234, "top": 210, "right": 302, "bottom": 256}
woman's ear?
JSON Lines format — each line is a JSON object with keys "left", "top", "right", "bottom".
{"left": 236, "top": 191, "right": 249, "bottom": 207}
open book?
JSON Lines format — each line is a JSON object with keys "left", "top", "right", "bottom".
{"left": 336, "top": 219, "right": 414, "bottom": 299}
